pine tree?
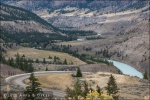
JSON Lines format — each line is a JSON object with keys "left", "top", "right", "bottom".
{"left": 24, "top": 73, "right": 43, "bottom": 100}
{"left": 54, "top": 56, "right": 57, "bottom": 63}
{"left": 71, "top": 61, "right": 73, "bottom": 65}
{"left": 35, "top": 58, "right": 39, "bottom": 63}
{"left": 48, "top": 56, "right": 52, "bottom": 59}
{"left": 105, "top": 74, "right": 119, "bottom": 99}
{"left": 22, "top": 54, "right": 25, "bottom": 58}
{"left": 96, "top": 85, "right": 101, "bottom": 95}
{"left": 63, "top": 58, "right": 67, "bottom": 65}
{"left": 15, "top": 53, "right": 20, "bottom": 68}
{"left": 45, "top": 67, "right": 48, "bottom": 71}
{"left": 0, "top": 53, "right": 6, "bottom": 63}
{"left": 143, "top": 70, "right": 148, "bottom": 80}
{"left": 83, "top": 80, "right": 89, "bottom": 97}
{"left": 89, "top": 85, "right": 93, "bottom": 92}
{"left": 66, "top": 79, "right": 84, "bottom": 99}
{"left": 28, "top": 63, "right": 34, "bottom": 72}
{"left": 76, "top": 67, "right": 82, "bottom": 77}
{"left": 43, "top": 58, "right": 46, "bottom": 64}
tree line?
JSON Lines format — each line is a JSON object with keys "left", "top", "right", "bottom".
{"left": 37, "top": 56, "right": 71, "bottom": 65}
{"left": 48, "top": 44, "right": 115, "bottom": 66}
{"left": 0, "top": 53, "right": 34, "bottom": 72}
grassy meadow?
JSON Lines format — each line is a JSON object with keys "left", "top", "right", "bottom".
{"left": 24, "top": 73, "right": 73, "bottom": 91}
{"left": 6, "top": 47, "right": 86, "bottom": 65}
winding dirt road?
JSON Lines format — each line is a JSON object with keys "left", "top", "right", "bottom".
{"left": 5, "top": 71, "right": 90, "bottom": 97}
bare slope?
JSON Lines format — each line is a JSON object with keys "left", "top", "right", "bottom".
{"left": 0, "top": 64, "right": 24, "bottom": 77}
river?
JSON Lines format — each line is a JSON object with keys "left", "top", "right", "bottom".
{"left": 109, "top": 60, "right": 143, "bottom": 78}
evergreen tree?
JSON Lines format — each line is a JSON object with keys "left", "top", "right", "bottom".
{"left": 24, "top": 60, "right": 29, "bottom": 72}
{"left": 24, "top": 73, "right": 43, "bottom": 100}
{"left": 43, "top": 58, "right": 46, "bottom": 64}
{"left": 105, "top": 74, "right": 119, "bottom": 99}
{"left": 76, "top": 67, "right": 82, "bottom": 77}
{"left": 96, "top": 85, "right": 101, "bottom": 95}
{"left": 22, "top": 54, "right": 25, "bottom": 58}
{"left": 89, "top": 85, "right": 93, "bottom": 92}
{"left": 15, "top": 53, "right": 20, "bottom": 68}
{"left": 63, "top": 58, "right": 68, "bottom": 65}
{"left": 83, "top": 80, "right": 89, "bottom": 97}
{"left": 48, "top": 56, "right": 52, "bottom": 59}
{"left": 8, "top": 58, "right": 12, "bottom": 66}
{"left": 28, "top": 63, "right": 34, "bottom": 72}
{"left": 35, "top": 58, "right": 39, "bottom": 63}
{"left": 54, "top": 56, "right": 57, "bottom": 63}
{"left": 10, "top": 58, "right": 14, "bottom": 66}
{"left": 143, "top": 70, "right": 148, "bottom": 80}
{"left": 45, "top": 67, "right": 48, "bottom": 71}
{"left": 66, "top": 79, "right": 84, "bottom": 99}
{"left": 0, "top": 53, "right": 6, "bottom": 63}
{"left": 71, "top": 61, "right": 73, "bottom": 65}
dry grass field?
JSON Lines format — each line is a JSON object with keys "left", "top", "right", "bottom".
{"left": 6, "top": 47, "right": 86, "bottom": 65}
{"left": 24, "top": 73, "right": 74, "bottom": 91}
{"left": 23, "top": 72, "right": 149, "bottom": 99}
{"left": 81, "top": 72, "right": 149, "bottom": 100}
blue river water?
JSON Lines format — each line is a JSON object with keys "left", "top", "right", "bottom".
{"left": 109, "top": 60, "right": 143, "bottom": 78}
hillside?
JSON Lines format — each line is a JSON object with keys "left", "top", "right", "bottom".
{"left": 2, "top": 0, "right": 149, "bottom": 34}
{"left": 5, "top": 47, "right": 86, "bottom": 66}
{"left": 81, "top": 72, "right": 149, "bottom": 99}
{"left": 0, "top": 64, "right": 24, "bottom": 77}
{"left": 55, "top": 16, "right": 149, "bottom": 77}
{"left": 5, "top": 0, "right": 147, "bottom": 77}
{"left": 23, "top": 72, "right": 149, "bottom": 99}
{"left": 0, "top": 3, "right": 70, "bottom": 45}
{"left": 0, "top": 1, "right": 149, "bottom": 99}
{"left": 0, "top": 3, "right": 59, "bottom": 32}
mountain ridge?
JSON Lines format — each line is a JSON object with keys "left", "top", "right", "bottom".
{"left": 2, "top": 0, "right": 149, "bottom": 34}
{"left": 0, "top": 3, "right": 71, "bottom": 46}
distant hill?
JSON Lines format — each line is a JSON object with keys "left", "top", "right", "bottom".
{"left": 0, "top": 3, "right": 60, "bottom": 33}
{"left": 2, "top": 0, "right": 148, "bottom": 14}
{"left": 2, "top": 0, "right": 149, "bottom": 33}
{"left": 0, "top": 3, "right": 70, "bottom": 46}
